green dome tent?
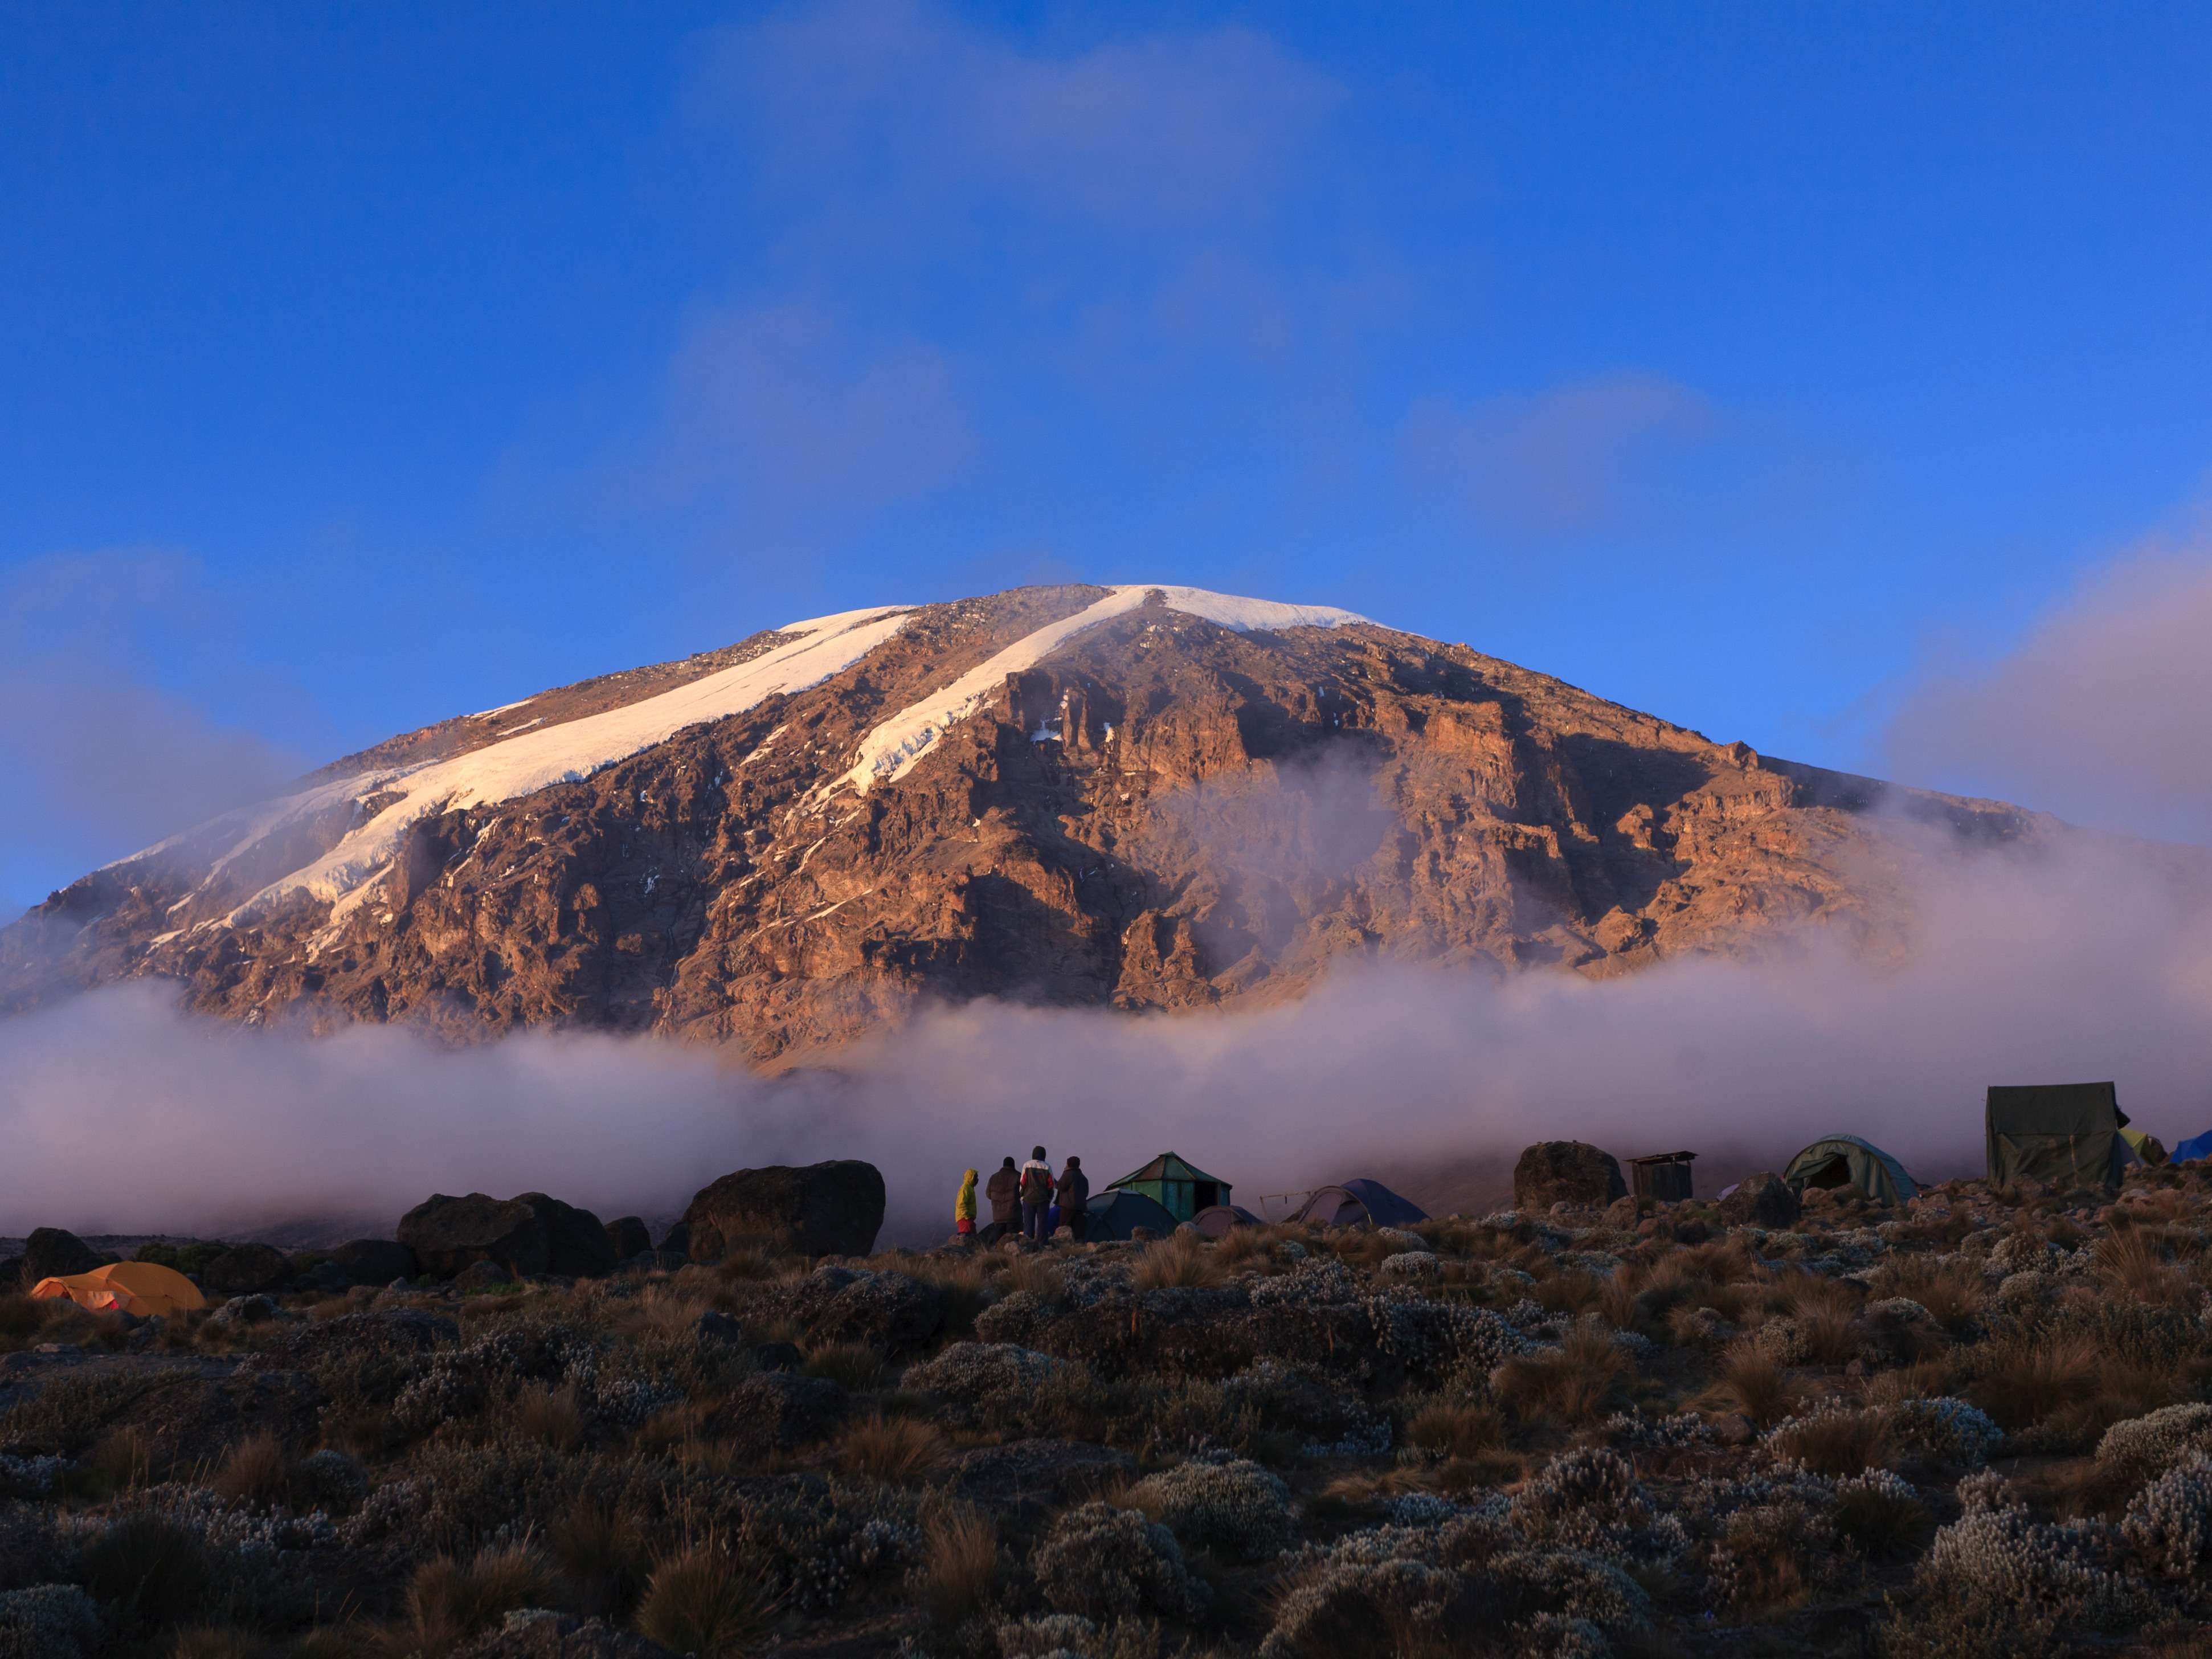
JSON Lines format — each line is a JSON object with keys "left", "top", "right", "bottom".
{"left": 1782, "top": 1135, "right": 1919, "bottom": 1204}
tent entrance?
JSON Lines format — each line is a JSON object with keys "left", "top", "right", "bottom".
{"left": 1799, "top": 1155, "right": 1851, "bottom": 1190}
{"left": 1192, "top": 1180, "right": 1222, "bottom": 1210}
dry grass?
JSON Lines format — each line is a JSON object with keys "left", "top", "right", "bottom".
{"left": 0, "top": 1292, "right": 51, "bottom": 1341}
{"left": 839, "top": 1413, "right": 947, "bottom": 1485}
{"left": 636, "top": 1543, "right": 782, "bottom": 1658}
{"left": 1215, "top": 1227, "right": 1273, "bottom": 1270}
{"left": 83, "top": 1514, "right": 210, "bottom": 1629}
{"left": 212, "top": 1432, "right": 292, "bottom": 1507}
{"left": 1404, "top": 1399, "right": 1504, "bottom": 1460}
{"left": 1831, "top": 1476, "right": 1932, "bottom": 1558}
{"left": 2094, "top": 1228, "right": 2196, "bottom": 1309}
{"left": 999, "top": 1253, "right": 1065, "bottom": 1300}
{"left": 1534, "top": 1268, "right": 1603, "bottom": 1318}
{"left": 1867, "top": 1254, "right": 1984, "bottom": 1334}
{"left": 713, "top": 1246, "right": 784, "bottom": 1282}
{"left": 513, "top": 1383, "right": 586, "bottom": 1450}
{"left": 1707, "top": 1338, "right": 1799, "bottom": 1426}
{"left": 912, "top": 1505, "right": 999, "bottom": 1629}
{"left": 1132, "top": 1230, "right": 1222, "bottom": 1290}
{"left": 1965, "top": 1333, "right": 2100, "bottom": 1431}
{"left": 802, "top": 1340, "right": 885, "bottom": 1391}
{"left": 1494, "top": 1323, "right": 1630, "bottom": 1423}
{"left": 88, "top": 1424, "right": 158, "bottom": 1490}
{"left": 400, "top": 1545, "right": 556, "bottom": 1656}
{"left": 551, "top": 1502, "right": 650, "bottom": 1619}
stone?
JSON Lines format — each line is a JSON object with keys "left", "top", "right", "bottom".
{"left": 1604, "top": 1195, "right": 1654, "bottom": 1228}
{"left": 753, "top": 1341, "right": 802, "bottom": 1373}
{"left": 721, "top": 1372, "right": 848, "bottom": 1454}
{"left": 203, "top": 1243, "right": 292, "bottom": 1296}
{"left": 456, "top": 1259, "right": 517, "bottom": 1293}
{"left": 1714, "top": 1413, "right": 1756, "bottom": 1446}
{"left": 1717, "top": 1171, "right": 1802, "bottom": 1228}
{"left": 21, "top": 1228, "right": 101, "bottom": 1282}
{"left": 693, "top": 1310, "right": 743, "bottom": 1346}
{"left": 677, "top": 1161, "right": 885, "bottom": 1260}
{"left": 208, "top": 1294, "right": 279, "bottom": 1327}
{"left": 398, "top": 1192, "right": 619, "bottom": 1280}
{"left": 296, "top": 1260, "right": 351, "bottom": 1295}
{"left": 330, "top": 1239, "right": 418, "bottom": 1286}
{"left": 603, "top": 1216, "right": 652, "bottom": 1260}
{"left": 1512, "top": 1142, "right": 1628, "bottom": 1211}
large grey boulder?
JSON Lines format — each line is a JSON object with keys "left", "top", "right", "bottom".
{"left": 603, "top": 1216, "right": 651, "bottom": 1260}
{"left": 330, "top": 1239, "right": 418, "bottom": 1286}
{"left": 21, "top": 1229, "right": 101, "bottom": 1283}
{"left": 1512, "top": 1142, "right": 1627, "bottom": 1211}
{"left": 398, "top": 1192, "right": 619, "bottom": 1280}
{"left": 1718, "top": 1171, "right": 1802, "bottom": 1228}
{"left": 203, "top": 1243, "right": 291, "bottom": 1295}
{"left": 678, "top": 1161, "right": 885, "bottom": 1260}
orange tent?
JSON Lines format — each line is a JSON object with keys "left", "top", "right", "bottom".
{"left": 30, "top": 1261, "right": 207, "bottom": 1318}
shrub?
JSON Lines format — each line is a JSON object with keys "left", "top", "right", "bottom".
{"left": 1888, "top": 1495, "right": 2151, "bottom": 1657}
{"left": 81, "top": 1514, "right": 209, "bottom": 1631}
{"left": 2095, "top": 1401, "right": 2212, "bottom": 1476}
{"left": 513, "top": 1383, "right": 586, "bottom": 1450}
{"left": 635, "top": 1543, "right": 782, "bottom": 1658}
{"left": 1260, "top": 1557, "right": 1478, "bottom": 1659}
{"left": 1031, "top": 1503, "right": 1208, "bottom": 1623}
{"left": 1126, "top": 1457, "right": 1294, "bottom": 1562}
{"left": 0, "top": 1585, "right": 103, "bottom": 1659}
{"left": 1965, "top": 1334, "right": 2100, "bottom": 1431}
{"left": 2120, "top": 1449, "right": 2212, "bottom": 1580}
{"left": 1765, "top": 1400, "right": 1891, "bottom": 1477}
{"left": 1886, "top": 1397, "right": 2005, "bottom": 1468}
{"left": 1493, "top": 1325, "right": 1630, "bottom": 1424}
{"left": 1830, "top": 1468, "right": 1931, "bottom": 1558}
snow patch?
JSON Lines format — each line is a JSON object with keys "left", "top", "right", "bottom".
{"left": 828, "top": 585, "right": 1367, "bottom": 795}
{"left": 178, "top": 606, "right": 913, "bottom": 922}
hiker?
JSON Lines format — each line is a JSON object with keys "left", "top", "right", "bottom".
{"left": 954, "top": 1168, "right": 978, "bottom": 1237}
{"left": 1056, "top": 1155, "right": 1090, "bottom": 1241}
{"left": 1020, "top": 1146, "right": 1054, "bottom": 1242}
{"left": 985, "top": 1157, "right": 1019, "bottom": 1228}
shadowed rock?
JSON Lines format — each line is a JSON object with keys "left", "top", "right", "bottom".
{"left": 330, "top": 1238, "right": 417, "bottom": 1286}
{"left": 398, "top": 1192, "right": 619, "bottom": 1280}
{"left": 1513, "top": 1141, "right": 1628, "bottom": 1210}
{"left": 203, "top": 1243, "right": 292, "bottom": 1295}
{"left": 1718, "top": 1171, "right": 1802, "bottom": 1228}
{"left": 679, "top": 1161, "right": 885, "bottom": 1260}
{"left": 21, "top": 1228, "right": 101, "bottom": 1282}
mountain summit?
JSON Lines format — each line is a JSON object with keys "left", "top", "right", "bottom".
{"left": 2, "top": 583, "right": 2041, "bottom": 1058}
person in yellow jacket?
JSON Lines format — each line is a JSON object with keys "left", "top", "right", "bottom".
{"left": 955, "top": 1168, "right": 979, "bottom": 1236}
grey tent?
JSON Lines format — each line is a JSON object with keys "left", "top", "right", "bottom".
{"left": 1289, "top": 1179, "right": 1428, "bottom": 1229}
{"left": 1986, "top": 1082, "right": 2137, "bottom": 1190}
{"left": 1782, "top": 1135, "right": 1919, "bottom": 1205}
{"left": 1084, "top": 1189, "right": 1178, "bottom": 1241}
{"left": 1191, "top": 1204, "right": 1261, "bottom": 1238}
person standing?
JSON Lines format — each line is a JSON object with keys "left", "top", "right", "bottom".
{"left": 1056, "top": 1155, "right": 1090, "bottom": 1241}
{"left": 954, "top": 1168, "right": 978, "bottom": 1239}
{"left": 1019, "top": 1146, "right": 1054, "bottom": 1242}
{"left": 985, "top": 1157, "right": 1020, "bottom": 1231}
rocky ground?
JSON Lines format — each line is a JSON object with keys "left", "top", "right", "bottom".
{"left": 10, "top": 1163, "right": 2212, "bottom": 1658}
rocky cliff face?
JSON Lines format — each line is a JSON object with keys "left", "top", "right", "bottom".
{"left": 0, "top": 583, "right": 2046, "bottom": 1060}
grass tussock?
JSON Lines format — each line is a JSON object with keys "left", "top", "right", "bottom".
{"left": 1494, "top": 1323, "right": 1630, "bottom": 1423}
{"left": 636, "top": 1542, "right": 782, "bottom": 1658}
{"left": 1132, "top": 1230, "right": 1223, "bottom": 1290}
{"left": 211, "top": 1432, "right": 292, "bottom": 1507}
{"left": 1707, "top": 1338, "right": 1799, "bottom": 1425}
{"left": 550, "top": 1502, "right": 651, "bottom": 1619}
{"left": 839, "top": 1413, "right": 947, "bottom": 1484}
{"left": 1965, "top": 1333, "right": 2101, "bottom": 1431}
{"left": 1404, "top": 1399, "right": 1506, "bottom": 1460}
{"left": 913, "top": 1505, "right": 999, "bottom": 1629}
{"left": 400, "top": 1544, "right": 557, "bottom": 1657}
{"left": 513, "top": 1383, "right": 586, "bottom": 1450}
{"left": 802, "top": 1339, "right": 885, "bottom": 1391}
{"left": 1766, "top": 1406, "right": 1891, "bottom": 1476}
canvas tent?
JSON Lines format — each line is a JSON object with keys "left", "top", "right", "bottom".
{"left": 1289, "top": 1178, "right": 1429, "bottom": 1229}
{"left": 30, "top": 1261, "right": 206, "bottom": 1318}
{"left": 1782, "top": 1135, "right": 1919, "bottom": 1205}
{"left": 1106, "top": 1153, "right": 1230, "bottom": 1225}
{"left": 1986, "top": 1082, "right": 2136, "bottom": 1189}
{"left": 1084, "top": 1189, "right": 1179, "bottom": 1241}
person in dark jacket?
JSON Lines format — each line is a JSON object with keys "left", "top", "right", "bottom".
{"left": 1019, "top": 1146, "right": 1054, "bottom": 1242}
{"left": 1056, "top": 1156, "right": 1090, "bottom": 1241}
{"left": 985, "top": 1157, "right": 1020, "bottom": 1228}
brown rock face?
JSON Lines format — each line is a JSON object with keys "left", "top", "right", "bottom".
{"left": 680, "top": 1161, "right": 887, "bottom": 1259}
{"left": 1513, "top": 1141, "right": 1629, "bottom": 1210}
{"left": 0, "top": 583, "right": 2060, "bottom": 1059}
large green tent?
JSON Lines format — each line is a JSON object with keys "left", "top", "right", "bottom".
{"left": 1782, "top": 1135, "right": 1919, "bottom": 1205}
{"left": 1986, "top": 1082, "right": 2135, "bottom": 1190}
{"left": 1106, "top": 1153, "right": 1230, "bottom": 1225}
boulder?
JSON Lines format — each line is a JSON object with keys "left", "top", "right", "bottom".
{"left": 296, "top": 1260, "right": 352, "bottom": 1296}
{"left": 22, "top": 1228, "right": 101, "bottom": 1282}
{"left": 204, "top": 1243, "right": 292, "bottom": 1296}
{"left": 398, "top": 1192, "right": 620, "bottom": 1280}
{"left": 330, "top": 1239, "right": 417, "bottom": 1286}
{"left": 456, "top": 1260, "right": 517, "bottom": 1293}
{"left": 603, "top": 1216, "right": 652, "bottom": 1260}
{"left": 678, "top": 1161, "right": 885, "bottom": 1260}
{"left": 1512, "top": 1142, "right": 1627, "bottom": 1211}
{"left": 1718, "top": 1171, "right": 1802, "bottom": 1228}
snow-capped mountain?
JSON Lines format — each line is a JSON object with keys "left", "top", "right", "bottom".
{"left": 2, "top": 583, "right": 2047, "bottom": 1059}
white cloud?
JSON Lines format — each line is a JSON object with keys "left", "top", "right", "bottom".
{"left": 1887, "top": 542, "right": 2212, "bottom": 844}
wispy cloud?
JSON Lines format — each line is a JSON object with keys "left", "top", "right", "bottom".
{"left": 0, "top": 550, "right": 304, "bottom": 905}
{"left": 1887, "top": 538, "right": 2212, "bottom": 845}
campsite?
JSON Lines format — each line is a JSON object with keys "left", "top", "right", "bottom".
{"left": 7, "top": 1081, "right": 2212, "bottom": 1658}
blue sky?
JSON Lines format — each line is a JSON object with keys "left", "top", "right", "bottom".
{"left": 5, "top": 1, "right": 2211, "bottom": 911}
